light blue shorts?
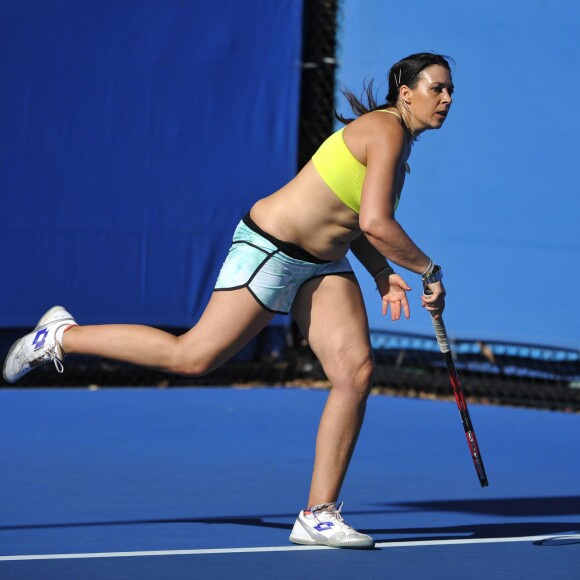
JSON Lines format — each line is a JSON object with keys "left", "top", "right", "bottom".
{"left": 214, "top": 218, "right": 353, "bottom": 314}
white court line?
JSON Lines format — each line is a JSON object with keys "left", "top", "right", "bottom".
{"left": 1, "top": 534, "right": 580, "bottom": 561}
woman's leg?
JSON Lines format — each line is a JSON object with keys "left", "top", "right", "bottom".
{"left": 291, "top": 274, "right": 374, "bottom": 506}
{"left": 63, "top": 289, "right": 274, "bottom": 376}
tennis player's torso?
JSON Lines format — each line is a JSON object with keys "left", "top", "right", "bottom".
{"left": 250, "top": 161, "right": 363, "bottom": 261}
{"left": 251, "top": 115, "right": 410, "bottom": 262}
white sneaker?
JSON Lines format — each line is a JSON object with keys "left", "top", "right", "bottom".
{"left": 289, "top": 502, "right": 374, "bottom": 549}
{"left": 2, "top": 306, "right": 77, "bottom": 383}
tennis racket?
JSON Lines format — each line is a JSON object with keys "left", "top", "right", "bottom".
{"left": 424, "top": 290, "right": 489, "bottom": 487}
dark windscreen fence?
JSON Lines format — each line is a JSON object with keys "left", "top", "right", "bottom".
{"left": 297, "top": 0, "right": 338, "bottom": 169}
{"left": 2, "top": 0, "right": 580, "bottom": 413}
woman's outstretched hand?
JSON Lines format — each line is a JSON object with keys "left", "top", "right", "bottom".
{"left": 377, "top": 273, "right": 411, "bottom": 321}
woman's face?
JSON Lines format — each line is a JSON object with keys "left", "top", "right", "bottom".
{"left": 404, "top": 64, "right": 454, "bottom": 133}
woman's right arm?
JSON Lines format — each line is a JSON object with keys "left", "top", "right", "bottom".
{"left": 357, "top": 119, "right": 445, "bottom": 315}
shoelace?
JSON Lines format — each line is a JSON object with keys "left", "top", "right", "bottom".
{"left": 27, "top": 343, "right": 65, "bottom": 374}
{"left": 310, "top": 502, "right": 350, "bottom": 528}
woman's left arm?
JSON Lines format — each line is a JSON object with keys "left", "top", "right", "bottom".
{"left": 349, "top": 233, "right": 392, "bottom": 279}
{"left": 350, "top": 234, "right": 411, "bottom": 320}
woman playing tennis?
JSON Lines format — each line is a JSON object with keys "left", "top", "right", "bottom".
{"left": 4, "top": 52, "right": 452, "bottom": 549}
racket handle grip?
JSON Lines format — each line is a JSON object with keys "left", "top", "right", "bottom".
{"left": 430, "top": 314, "right": 450, "bottom": 354}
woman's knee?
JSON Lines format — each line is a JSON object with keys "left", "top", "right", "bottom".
{"left": 165, "top": 341, "right": 217, "bottom": 377}
{"left": 326, "top": 352, "right": 375, "bottom": 399}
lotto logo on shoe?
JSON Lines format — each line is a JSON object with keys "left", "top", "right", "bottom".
{"left": 32, "top": 329, "right": 49, "bottom": 351}
{"left": 314, "top": 522, "right": 335, "bottom": 532}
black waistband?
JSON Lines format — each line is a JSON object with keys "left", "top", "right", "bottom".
{"left": 242, "top": 212, "right": 330, "bottom": 264}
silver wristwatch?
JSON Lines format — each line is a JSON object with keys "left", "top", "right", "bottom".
{"left": 421, "top": 265, "right": 443, "bottom": 285}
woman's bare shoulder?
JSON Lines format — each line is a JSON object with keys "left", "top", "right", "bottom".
{"left": 357, "top": 110, "right": 406, "bottom": 140}
{"left": 343, "top": 110, "right": 406, "bottom": 163}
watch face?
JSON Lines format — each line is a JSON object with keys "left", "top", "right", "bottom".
{"left": 424, "top": 267, "right": 442, "bottom": 284}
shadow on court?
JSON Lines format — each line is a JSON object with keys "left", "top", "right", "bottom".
{"left": 382, "top": 496, "right": 580, "bottom": 517}
{"left": 368, "top": 521, "right": 580, "bottom": 543}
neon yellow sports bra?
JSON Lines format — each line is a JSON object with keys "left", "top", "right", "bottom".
{"left": 311, "top": 109, "right": 407, "bottom": 214}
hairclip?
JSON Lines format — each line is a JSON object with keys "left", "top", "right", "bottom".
{"left": 394, "top": 69, "right": 402, "bottom": 88}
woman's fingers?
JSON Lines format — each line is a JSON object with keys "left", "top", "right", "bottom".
{"left": 402, "top": 296, "right": 411, "bottom": 319}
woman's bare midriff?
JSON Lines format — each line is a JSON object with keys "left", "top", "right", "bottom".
{"left": 250, "top": 162, "right": 362, "bottom": 261}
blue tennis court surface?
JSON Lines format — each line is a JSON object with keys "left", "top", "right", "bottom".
{"left": 1, "top": 387, "right": 579, "bottom": 579}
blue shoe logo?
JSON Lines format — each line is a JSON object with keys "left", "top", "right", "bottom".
{"left": 32, "top": 329, "right": 49, "bottom": 351}
{"left": 314, "top": 522, "right": 334, "bottom": 532}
